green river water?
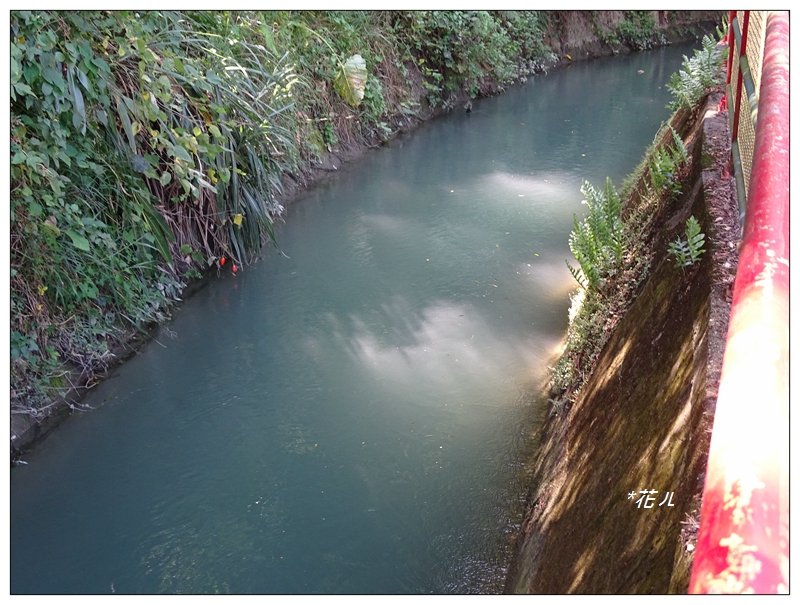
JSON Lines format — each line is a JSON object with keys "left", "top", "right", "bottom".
{"left": 11, "top": 42, "right": 696, "bottom": 594}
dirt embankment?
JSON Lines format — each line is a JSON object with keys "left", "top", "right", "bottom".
{"left": 545, "top": 11, "right": 720, "bottom": 60}
{"left": 505, "top": 90, "right": 739, "bottom": 594}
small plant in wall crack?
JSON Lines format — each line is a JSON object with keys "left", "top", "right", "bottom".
{"left": 668, "top": 215, "right": 705, "bottom": 268}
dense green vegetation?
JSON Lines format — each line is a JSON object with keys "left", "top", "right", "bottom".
{"left": 9, "top": 10, "right": 717, "bottom": 427}
{"left": 9, "top": 10, "right": 564, "bottom": 419}
{"left": 591, "top": 10, "right": 665, "bottom": 51}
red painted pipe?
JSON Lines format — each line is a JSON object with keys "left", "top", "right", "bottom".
{"left": 725, "top": 10, "right": 736, "bottom": 85}
{"left": 689, "top": 11, "right": 789, "bottom": 594}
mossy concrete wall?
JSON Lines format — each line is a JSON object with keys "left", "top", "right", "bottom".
{"left": 506, "top": 91, "right": 739, "bottom": 594}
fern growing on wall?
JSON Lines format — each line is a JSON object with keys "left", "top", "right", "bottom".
{"left": 667, "top": 34, "right": 726, "bottom": 110}
{"left": 649, "top": 126, "right": 690, "bottom": 197}
{"left": 668, "top": 215, "right": 706, "bottom": 268}
{"left": 670, "top": 125, "right": 689, "bottom": 163}
{"left": 566, "top": 178, "right": 625, "bottom": 289}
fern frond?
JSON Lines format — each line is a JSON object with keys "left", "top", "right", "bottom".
{"left": 685, "top": 215, "right": 701, "bottom": 239}
{"left": 667, "top": 36, "right": 725, "bottom": 109}
{"left": 670, "top": 126, "right": 689, "bottom": 164}
{"left": 603, "top": 177, "right": 621, "bottom": 221}
{"left": 669, "top": 215, "right": 706, "bottom": 268}
{"left": 567, "top": 178, "right": 627, "bottom": 289}
{"left": 566, "top": 260, "right": 587, "bottom": 289}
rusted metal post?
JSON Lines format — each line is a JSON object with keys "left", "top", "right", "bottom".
{"left": 689, "top": 10, "right": 789, "bottom": 594}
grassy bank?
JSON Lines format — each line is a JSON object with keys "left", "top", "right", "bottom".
{"left": 10, "top": 10, "right": 717, "bottom": 441}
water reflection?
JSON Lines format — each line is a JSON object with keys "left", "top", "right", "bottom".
{"left": 480, "top": 170, "right": 577, "bottom": 202}
{"left": 316, "top": 298, "right": 555, "bottom": 390}
{"left": 519, "top": 260, "right": 576, "bottom": 302}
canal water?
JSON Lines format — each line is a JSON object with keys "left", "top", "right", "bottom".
{"left": 11, "top": 42, "right": 697, "bottom": 594}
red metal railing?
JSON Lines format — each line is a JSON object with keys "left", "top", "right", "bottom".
{"left": 689, "top": 11, "right": 789, "bottom": 594}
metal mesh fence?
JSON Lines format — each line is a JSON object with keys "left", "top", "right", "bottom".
{"left": 745, "top": 11, "right": 767, "bottom": 101}
{"left": 730, "top": 11, "right": 769, "bottom": 202}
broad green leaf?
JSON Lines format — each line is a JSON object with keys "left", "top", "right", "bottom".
{"left": 116, "top": 96, "right": 137, "bottom": 152}
{"left": 66, "top": 229, "right": 90, "bottom": 251}
{"left": 72, "top": 84, "right": 86, "bottom": 134}
{"left": 334, "top": 54, "right": 367, "bottom": 108}
{"left": 28, "top": 202, "right": 43, "bottom": 217}
{"left": 172, "top": 144, "right": 192, "bottom": 162}
{"left": 14, "top": 82, "right": 34, "bottom": 97}
{"left": 159, "top": 171, "right": 172, "bottom": 186}
{"left": 22, "top": 64, "right": 37, "bottom": 85}
{"left": 42, "top": 66, "right": 61, "bottom": 85}
{"left": 76, "top": 67, "right": 89, "bottom": 90}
